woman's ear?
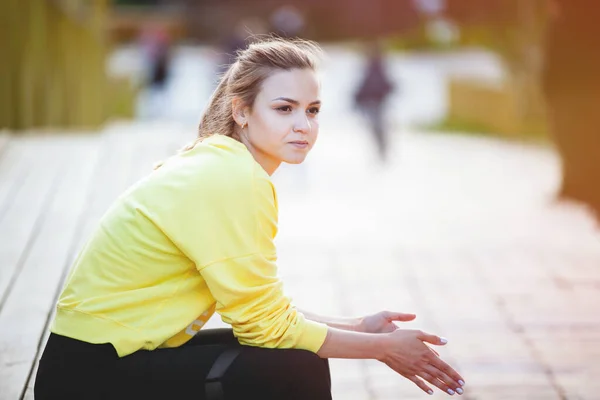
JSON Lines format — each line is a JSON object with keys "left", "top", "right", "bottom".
{"left": 232, "top": 97, "right": 248, "bottom": 127}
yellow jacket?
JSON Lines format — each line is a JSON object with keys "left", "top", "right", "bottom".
{"left": 51, "top": 134, "right": 328, "bottom": 357}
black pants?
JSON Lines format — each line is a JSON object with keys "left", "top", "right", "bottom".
{"left": 34, "top": 329, "right": 332, "bottom": 400}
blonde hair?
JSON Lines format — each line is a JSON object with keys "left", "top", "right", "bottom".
{"left": 155, "top": 36, "right": 323, "bottom": 169}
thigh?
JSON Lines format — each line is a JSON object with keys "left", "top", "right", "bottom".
{"left": 224, "top": 346, "right": 332, "bottom": 400}
{"left": 111, "top": 343, "right": 331, "bottom": 400}
{"left": 112, "top": 342, "right": 227, "bottom": 399}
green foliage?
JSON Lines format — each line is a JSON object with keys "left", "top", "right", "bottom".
{"left": 419, "top": 116, "right": 495, "bottom": 137}
{"left": 419, "top": 115, "right": 549, "bottom": 145}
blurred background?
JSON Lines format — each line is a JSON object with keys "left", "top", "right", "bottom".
{"left": 1, "top": 1, "right": 600, "bottom": 399}
{"left": 3, "top": 0, "right": 600, "bottom": 213}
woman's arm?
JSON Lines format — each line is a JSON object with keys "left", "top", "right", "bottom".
{"left": 317, "top": 327, "right": 466, "bottom": 396}
{"left": 296, "top": 308, "right": 360, "bottom": 332}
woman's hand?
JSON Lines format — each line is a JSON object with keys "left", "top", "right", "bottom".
{"left": 357, "top": 310, "right": 416, "bottom": 334}
{"left": 378, "top": 329, "right": 465, "bottom": 396}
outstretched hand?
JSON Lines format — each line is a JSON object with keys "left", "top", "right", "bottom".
{"left": 379, "top": 329, "right": 465, "bottom": 396}
{"left": 357, "top": 310, "right": 416, "bottom": 334}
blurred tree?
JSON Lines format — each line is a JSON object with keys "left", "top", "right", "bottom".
{"left": 542, "top": 0, "right": 600, "bottom": 215}
{"left": 0, "top": 0, "right": 115, "bottom": 130}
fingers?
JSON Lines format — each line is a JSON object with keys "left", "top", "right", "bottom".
{"left": 385, "top": 311, "right": 416, "bottom": 322}
{"left": 429, "top": 357, "right": 466, "bottom": 388}
{"left": 422, "top": 364, "right": 464, "bottom": 395}
{"left": 406, "top": 374, "right": 434, "bottom": 396}
{"left": 418, "top": 370, "right": 459, "bottom": 395}
{"left": 426, "top": 344, "right": 440, "bottom": 357}
{"left": 416, "top": 330, "right": 448, "bottom": 346}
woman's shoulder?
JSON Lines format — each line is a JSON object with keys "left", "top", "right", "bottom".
{"left": 187, "top": 137, "right": 264, "bottom": 184}
{"left": 145, "top": 136, "right": 271, "bottom": 197}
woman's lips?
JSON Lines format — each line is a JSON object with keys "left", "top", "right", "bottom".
{"left": 290, "top": 141, "right": 309, "bottom": 149}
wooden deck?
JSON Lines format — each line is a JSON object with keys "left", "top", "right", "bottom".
{"left": 1, "top": 121, "right": 599, "bottom": 399}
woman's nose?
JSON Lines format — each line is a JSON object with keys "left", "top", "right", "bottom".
{"left": 293, "top": 114, "right": 311, "bottom": 133}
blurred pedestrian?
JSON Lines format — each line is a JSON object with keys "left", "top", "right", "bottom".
{"left": 217, "top": 23, "right": 248, "bottom": 76}
{"left": 353, "top": 41, "right": 396, "bottom": 162}
{"left": 139, "top": 26, "right": 172, "bottom": 119}
{"left": 269, "top": 5, "right": 306, "bottom": 38}
{"left": 216, "top": 18, "right": 268, "bottom": 77}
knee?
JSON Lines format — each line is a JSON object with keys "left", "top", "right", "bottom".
{"left": 289, "top": 350, "right": 331, "bottom": 394}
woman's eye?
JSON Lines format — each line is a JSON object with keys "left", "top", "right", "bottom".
{"left": 308, "top": 107, "right": 320, "bottom": 115}
{"left": 277, "top": 106, "right": 292, "bottom": 112}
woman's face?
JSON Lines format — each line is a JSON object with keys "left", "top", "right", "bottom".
{"left": 237, "top": 68, "right": 321, "bottom": 175}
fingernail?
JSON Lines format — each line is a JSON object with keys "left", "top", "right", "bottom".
{"left": 447, "top": 389, "right": 455, "bottom": 395}
{"left": 428, "top": 390, "right": 434, "bottom": 395}
{"left": 456, "top": 388, "right": 464, "bottom": 395}
{"left": 440, "top": 337, "right": 448, "bottom": 344}
{"left": 458, "top": 380, "right": 465, "bottom": 386}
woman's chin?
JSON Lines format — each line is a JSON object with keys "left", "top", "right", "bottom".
{"left": 282, "top": 153, "right": 308, "bottom": 165}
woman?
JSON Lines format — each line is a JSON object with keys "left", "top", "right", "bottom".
{"left": 35, "top": 37, "right": 465, "bottom": 399}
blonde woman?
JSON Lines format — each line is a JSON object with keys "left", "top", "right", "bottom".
{"left": 35, "top": 37, "right": 465, "bottom": 400}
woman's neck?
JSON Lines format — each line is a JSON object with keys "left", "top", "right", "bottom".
{"left": 239, "top": 135, "right": 281, "bottom": 176}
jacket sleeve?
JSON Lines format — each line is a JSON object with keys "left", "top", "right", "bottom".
{"left": 199, "top": 254, "right": 328, "bottom": 352}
